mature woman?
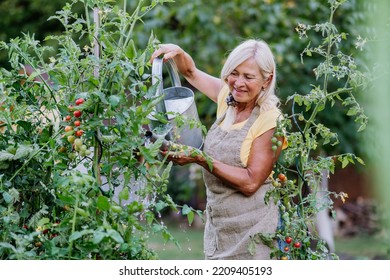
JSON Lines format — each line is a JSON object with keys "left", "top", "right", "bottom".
{"left": 151, "top": 39, "right": 286, "bottom": 259}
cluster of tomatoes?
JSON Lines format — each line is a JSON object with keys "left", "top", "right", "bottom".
{"left": 62, "top": 97, "right": 91, "bottom": 159}
{"left": 22, "top": 223, "right": 60, "bottom": 248}
{"left": 280, "top": 236, "right": 302, "bottom": 259}
{"left": 271, "top": 124, "right": 284, "bottom": 151}
{"left": 272, "top": 173, "right": 288, "bottom": 188}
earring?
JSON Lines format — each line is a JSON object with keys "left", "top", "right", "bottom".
{"left": 226, "top": 92, "right": 238, "bottom": 107}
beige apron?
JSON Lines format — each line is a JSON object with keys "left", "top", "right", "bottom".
{"left": 202, "top": 106, "right": 279, "bottom": 260}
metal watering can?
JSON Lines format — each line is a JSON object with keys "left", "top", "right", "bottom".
{"left": 148, "top": 58, "right": 204, "bottom": 149}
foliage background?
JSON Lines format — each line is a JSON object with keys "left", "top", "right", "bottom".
{"left": 0, "top": 0, "right": 373, "bottom": 212}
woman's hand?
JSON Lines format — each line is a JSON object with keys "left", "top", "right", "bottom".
{"left": 150, "top": 44, "right": 184, "bottom": 63}
{"left": 149, "top": 43, "right": 223, "bottom": 103}
{"left": 160, "top": 144, "right": 211, "bottom": 168}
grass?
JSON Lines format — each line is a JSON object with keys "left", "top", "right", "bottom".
{"left": 335, "top": 233, "right": 390, "bottom": 260}
{"left": 148, "top": 220, "right": 389, "bottom": 260}
{"left": 149, "top": 223, "right": 205, "bottom": 260}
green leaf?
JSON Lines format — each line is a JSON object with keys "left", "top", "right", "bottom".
{"left": 347, "top": 107, "right": 357, "bottom": 116}
{"left": 37, "top": 217, "right": 50, "bottom": 227}
{"left": 187, "top": 211, "right": 194, "bottom": 226}
{"left": 16, "top": 120, "right": 32, "bottom": 131}
{"left": 155, "top": 201, "right": 167, "bottom": 212}
{"left": 92, "top": 231, "right": 106, "bottom": 244}
{"left": 162, "top": 229, "right": 173, "bottom": 244}
{"left": 118, "top": 187, "right": 130, "bottom": 201}
{"left": 356, "top": 157, "right": 365, "bottom": 165}
{"left": 93, "top": 90, "right": 108, "bottom": 104}
{"left": 161, "top": 161, "right": 172, "bottom": 182}
{"left": 76, "top": 208, "right": 90, "bottom": 217}
{"left": 2, "top": 192, "right": 14, "bottom": 204}
{"left": 125, "top": 39, "right": 137, "bottom": 59}
{"left": 317, "top": 102, "right": 325, "bottom": 112}
{"left": 97, "top": 196, "right": 110, "bottom": 211}
{"left": 69, "top": 230, "right": 94, "bottom": 242}
{"left": 342, "top": 157, "right": 349, "bottom": 168}
{"left": 0, "top": 242, "right": 16, "bottom": 252}
{"left": 39, "top": 128, "right": 51, "bottom": 143}
{"left": 69, "top": 231, "right": 83, "bottom": 242}
{"left": 14, "top": 145, "right": 34, "bottom": 160}
{"left": 107, "top": 229, "right": 124, "bottom": 243}
{"left": 181, "top": 204, "right": 191, "bottom": 215}
{"left": 0, "top": 151, "right": 14, "bottom": 161}
{"left": 145, "top": 211, "right": 154, "bottom": 226}
{"left": 0, "top": 161, "right": 9, "bottom": 170}
{"left": 248, "top": 240, "right": 256, "bottom": 255}
{"left": 108, "top": 95, "right": 121, "bottom": 107}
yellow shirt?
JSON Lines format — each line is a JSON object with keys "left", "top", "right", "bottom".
{"left": 216, "top": 86, "right": 287, "bottom": 166}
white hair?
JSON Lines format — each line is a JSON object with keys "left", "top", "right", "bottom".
{"left": 220, "top": 39, "right": 279, "bottom": 128}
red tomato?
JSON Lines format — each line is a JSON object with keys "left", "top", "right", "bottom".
{"left": 73, "top": 110, "right": 82, "bottom": 118}
{"left": 294, "top": 241, "right": 301, "bottom": 248}
{"left": 65, "top": 115, "right": 71, "bottom": 121}
{"left": 285, "top": 236, "right": 292, "bottom": 244}
{"left": 74, "top": 120, "right": 81, "bottom": 127}
{"left": 75, "top": 98, "right": 85, "bottom": 105}
{"left": 75, "top": 130, "right": 84, "bottom": 137}
{"left": 278, "top": 173, "right": 287, "bottom": 182}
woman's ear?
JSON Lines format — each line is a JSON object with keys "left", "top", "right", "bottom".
{"left": 263, "top": 73, "right": 273, "bottom": 89}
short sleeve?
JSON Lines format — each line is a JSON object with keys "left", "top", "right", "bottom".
{"left": 240, "top": 108, "right": 287, "bottom": 166}
{"left": 216, "top": 85, "right": 229, "bottom": 119}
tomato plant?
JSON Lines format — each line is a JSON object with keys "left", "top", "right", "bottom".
{"left": 0, "top": 0, "right": 197, "bottom": 260}
{"left": 250, "top": 0, "right": 368, "bottom": 260}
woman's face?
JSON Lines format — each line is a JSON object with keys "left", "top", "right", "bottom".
{"left": 227, "top": 58, "right": 270, "bottom": 106}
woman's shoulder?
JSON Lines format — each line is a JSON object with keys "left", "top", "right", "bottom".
{"left": 250, "top": 107, "right": 283, "bottom": 137}
{"left": 259, "top": 107, "right": 284, "bottom": 121}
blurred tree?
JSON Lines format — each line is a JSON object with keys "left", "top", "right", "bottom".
{"left": 0, "top": 0, "right": 81, "bottom": 67}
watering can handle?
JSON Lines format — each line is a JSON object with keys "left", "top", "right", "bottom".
{"left": 152, "top": 58, "right": 182, "bottom": 114}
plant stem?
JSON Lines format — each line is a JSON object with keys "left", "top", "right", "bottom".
{"left": 297, "top": 5, "right": 337, "bottom": 226}
{"left": 93, "top": 104, "right": 102, "bottom": 186}
{"left": 68, "top": 195, "right": 79, "bottom": 259}
{"left": 302, "top": 7, "right": 336, "bottom": 135}
{"left": 123, "top": 0, "right": 143, "bottom": 49}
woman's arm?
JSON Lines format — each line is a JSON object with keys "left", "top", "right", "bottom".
{"left": 163, "top": 128, "right": 283, "bottom": 197}
{"left": 150, "top": 44, "right": 223, "bottom": 103}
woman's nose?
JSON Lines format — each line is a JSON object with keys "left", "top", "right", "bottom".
{"left": 234, "top": 75, "right": 245, "bottom": 86}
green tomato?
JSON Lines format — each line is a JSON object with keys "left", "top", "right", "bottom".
{"left": 68, "top": 152, "right": 77, "bottom": 160}
{"left": 74, "top": 138, "right": 83, "bottom": 148}
{"left": 67, "top": 135, "right": 75, "bottom": 143}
